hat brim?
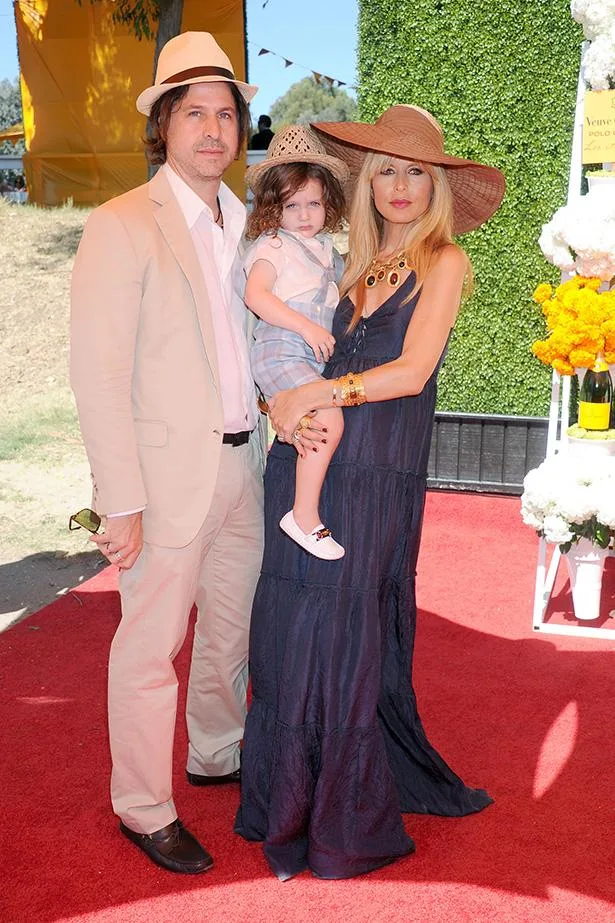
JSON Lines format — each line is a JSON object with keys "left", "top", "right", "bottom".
{"left": 136, "top": 75, "right": 258, "bottom": 116}
{"left": 311, "top": 120, "right": 505, "bottom": 235}
{"left": 245, "top": 150, "right": 350, "bottom": 193}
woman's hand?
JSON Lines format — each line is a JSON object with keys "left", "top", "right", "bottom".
{"left": 269, "top": 384, "right": 328, "bottom": 456}
{"left": 299, "top": 319, "right": 336, "bottom": 364}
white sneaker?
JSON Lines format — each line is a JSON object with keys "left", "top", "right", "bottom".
{"left": 279, "top": 510, "right": 345, "bottom": 560}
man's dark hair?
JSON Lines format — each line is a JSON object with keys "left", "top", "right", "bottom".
{"left": 144, "top": 82, "right": 251, "bottom": 165}
{"left": 258, "top": 115, "right": 272, "bottom": 130}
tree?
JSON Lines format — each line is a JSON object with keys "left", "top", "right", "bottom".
{"left": 269, "top": 78, "right": 357, "bottom": 131}
{"left": 80, "top": 0, "right": 183, "bottom": 76}
{"left": 0, "top": 78, "right": 24, "bottom": 158}
{"left": 0, "top": 78, "right": 22, "bottom": 130}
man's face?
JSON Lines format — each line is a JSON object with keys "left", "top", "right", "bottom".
{"left": 165, "top": 82, "right": 240, "bottom": 188}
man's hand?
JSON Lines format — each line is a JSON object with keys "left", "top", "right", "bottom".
{"left": 91, "top": 511, "right": 143, "bottom": 570}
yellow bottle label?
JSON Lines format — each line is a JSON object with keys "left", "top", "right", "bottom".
{"left": 578, "top": 401, "right": 610, "bottom": 429}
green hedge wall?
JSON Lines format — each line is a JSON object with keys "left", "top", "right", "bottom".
{"left": 358, "top": 0, "right": 582, "bottom": 415}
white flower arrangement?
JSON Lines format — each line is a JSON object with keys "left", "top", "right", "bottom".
{"left": 571, "top": 0, "right": 615, "bottom": 41}
{"left": 538, "top": 187, "right": 615, "bottom": 280}
{"left": 521, "top": 453, "right": 615, "bottom": 552}
{"left": 583, "top": 29, "right": 615, "bottom": 89}
{"left": 571, "top": 0, "right": 615, "bottom": 88}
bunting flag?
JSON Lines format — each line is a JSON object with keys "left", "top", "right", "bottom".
{"left": 248, "top": 41, "right": 356, "bottom": 91}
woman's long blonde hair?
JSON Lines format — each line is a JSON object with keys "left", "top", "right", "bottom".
{"left": 340, "top": 152, "right": 472, "bottom": 331}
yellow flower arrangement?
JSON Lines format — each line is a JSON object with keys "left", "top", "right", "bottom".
{"left": 531, "top": 276, "right": 615, "bottom": 375}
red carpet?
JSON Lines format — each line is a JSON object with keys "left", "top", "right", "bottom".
{"left": 2, "top": 492, "right": 614, "bottom": 923}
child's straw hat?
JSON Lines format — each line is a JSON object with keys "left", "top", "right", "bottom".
{"left": 246, "top": 124, "right": 350, "bottom": 192}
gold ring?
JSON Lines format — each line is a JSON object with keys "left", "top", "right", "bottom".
{"left": 292, "top": 430, "right": 301, "bottom": 441}
{"left": 298, "top": 415, "right": 311, "bottom": 430}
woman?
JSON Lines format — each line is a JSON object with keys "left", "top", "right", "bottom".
{"left": 235, "top": 105, "right": 506, "bottom": 880}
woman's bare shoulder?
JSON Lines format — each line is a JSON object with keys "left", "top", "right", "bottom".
{"left": 433, "top": 242, "right": 467, "bottom": 272}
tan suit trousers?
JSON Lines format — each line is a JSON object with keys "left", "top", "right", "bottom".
{"left": 108, "top": 438, "right": 264, "bottom": 834}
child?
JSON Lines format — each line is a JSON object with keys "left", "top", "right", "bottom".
{"left": 244, "top": 125, "right": 350, "bottom": 560}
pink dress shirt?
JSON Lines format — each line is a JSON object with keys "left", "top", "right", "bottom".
{"left": 163, "top": 163, "right": 257, "bottom": 433}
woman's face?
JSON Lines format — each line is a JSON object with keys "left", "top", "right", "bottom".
{"left": 370, "top": 157, "right": 433, "bottom": 227}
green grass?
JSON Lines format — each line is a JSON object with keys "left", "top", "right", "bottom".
{"left": 0, "top": 393, "right": 79, "bottom": 461}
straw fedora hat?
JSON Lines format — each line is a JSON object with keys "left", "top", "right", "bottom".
{"left": 312, "top": 105, "right": 505, "bottom": 234}
{"left": 245, "top": 124, "right": 350, "bottom": 192}
{"left": 136, "top": 31, "right": 258, "bottom": 116}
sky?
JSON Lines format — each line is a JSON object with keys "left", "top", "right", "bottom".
{"left": 0, "top": 0, "right": 358, "bottom": 116}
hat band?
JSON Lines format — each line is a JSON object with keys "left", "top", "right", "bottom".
{"left": 161, "top": 65, "right": 235, "bottom": 85}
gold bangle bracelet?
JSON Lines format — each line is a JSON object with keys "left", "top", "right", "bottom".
{"left": 338, "top": 372, "right": 367, "bottom": 406}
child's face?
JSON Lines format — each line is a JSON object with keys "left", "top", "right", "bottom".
{"left": 279, "top": 178, "right": 326, "bottom": 238}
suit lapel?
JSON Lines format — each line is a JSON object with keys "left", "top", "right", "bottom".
{"left": 149, "top": 170, "right": 220, "bottom": 390}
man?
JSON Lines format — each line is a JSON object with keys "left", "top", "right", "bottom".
{"left": 249, "top": 114, "right": 275, "bottom": 150}
{"left": 70, "top": 32, "right": 264, "bottom": 874}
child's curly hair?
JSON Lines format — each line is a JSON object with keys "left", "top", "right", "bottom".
{"left": 246, "top": 163, "right": 346, "bottom": 240}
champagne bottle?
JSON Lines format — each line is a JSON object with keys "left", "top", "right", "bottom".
{"left": 578, "top": 355, "right": 613, "bottom": 431}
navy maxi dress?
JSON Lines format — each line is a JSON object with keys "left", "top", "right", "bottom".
{"left": 235, "top": 274, "right": 492, "bottom": 880}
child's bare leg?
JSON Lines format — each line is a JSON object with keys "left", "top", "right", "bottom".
{"left": 293, "top": 406, "right": 344, "bottom": 533}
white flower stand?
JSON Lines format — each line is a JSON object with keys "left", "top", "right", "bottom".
{"left": 531, "top": 57, "right": 615, "bottom": 640}
{"left": 531, "top": 368, "right": 615, "bottom": 639}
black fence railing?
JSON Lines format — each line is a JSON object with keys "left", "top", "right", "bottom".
{"left": 427, "top": 412, "right": 549, "bottom": 495}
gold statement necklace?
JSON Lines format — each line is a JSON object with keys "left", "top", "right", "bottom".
{"left": 364, "top": 250, "right": 410, "bottom": 288}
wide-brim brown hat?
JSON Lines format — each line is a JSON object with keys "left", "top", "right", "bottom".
{"left": 136, "top": 31, "right": 258, "bottom": 116}
{"left": 245, "top": 124, "right": 350, "bottom": 192}
{"left": 311, "top": 105, "right": 505, "bottom": 234}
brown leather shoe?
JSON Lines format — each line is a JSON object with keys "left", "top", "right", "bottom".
{"left": 186, "top": 768, "right": 241, "bottom": 786}
{"left": 119, "top": 819, "right": 213, "bottom": 874}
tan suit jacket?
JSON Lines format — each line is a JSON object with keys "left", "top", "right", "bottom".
{"left": 70, "top": 168, "right": 263, "bottom": 549}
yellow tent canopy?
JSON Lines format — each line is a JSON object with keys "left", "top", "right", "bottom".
{"left": 0, "top": 121, "right": 25, "bottom": 142}
{"left": 15, "top": 0, "right": 249, "bottom": 205}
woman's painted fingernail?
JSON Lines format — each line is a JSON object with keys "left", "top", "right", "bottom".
{"left": 312, "top": 446, "right": 318, "bottom": 452}
{"left": 322, "top": 439, "right": 328, "bottom": 444}
{"left": 322, "top": 428, "right": 328, "bottom": 433}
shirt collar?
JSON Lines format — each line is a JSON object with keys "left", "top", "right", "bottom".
{"left": 162, "top": 162, "right": 246, "bottom": 232}
{"left": 281, "top": 228, "right": 332, "bottom": 259}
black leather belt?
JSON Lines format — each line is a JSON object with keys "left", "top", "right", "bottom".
{"left": 222, "top": 430, "right": 251, "bottom": 447}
